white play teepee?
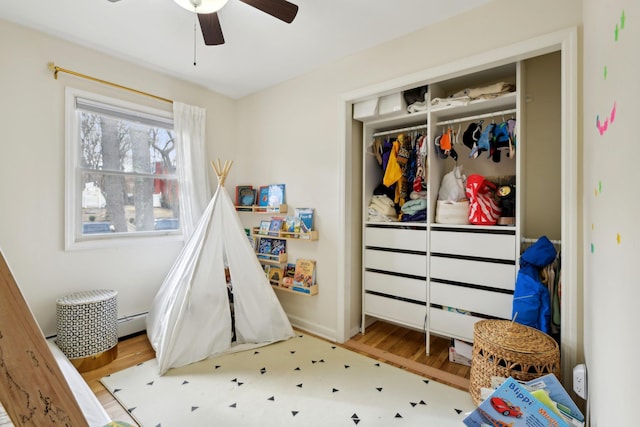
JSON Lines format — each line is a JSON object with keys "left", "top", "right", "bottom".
{"left": 146, "top": 160, "right": 295, "bottom": 375}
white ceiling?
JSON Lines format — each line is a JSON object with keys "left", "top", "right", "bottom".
{"left": 0, "top": 0, "right": 493, "bottom": 99}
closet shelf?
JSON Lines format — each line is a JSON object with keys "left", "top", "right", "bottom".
{"left": 430, "top": 92, "right": 516, "bottom": 122}
{"left": 362, "top": 110, "right": 428, "bottom": 130}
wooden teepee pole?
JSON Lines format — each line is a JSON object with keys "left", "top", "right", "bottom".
{"left": 210, "top": 159, "right": 233, "bottom": 187}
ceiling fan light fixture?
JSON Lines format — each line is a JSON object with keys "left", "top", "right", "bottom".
{"left": 173, "top": 0, "right": 229, "bottom": 14}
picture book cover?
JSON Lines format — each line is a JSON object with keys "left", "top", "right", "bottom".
{"left": 293, "top": 259, "right": 316, "bottom": 287}
{"left": 258, "top": 186, "right": 270, "bottom": 207}
{"left": 236, "top": 185, "right": 255, "bottom": 206}
{"left": 270, "top": 239, "right": 286, "bottom": 255}
{"left": 284, "top": 263, "right": 296, "bottom": 278}
{"left": 258, "top": 219, "right": 271, "bottom": 235}
{"left": 525, "top": 374, "right": 584, "bottom": 426}
{"left": 284, "top": 216, "right": 301, "bottom": 233}
{"left": 268, "top": 217, "right": 284, "bottom": 236}
{"left": 257, "top": 238, "right": 272, "bottom": 259}
{"left": 268, "top": 267, "right": 283, "bottom": 284}
{"left": 267, "top": 184, "right": 286, "bottom": 207}
{"left": 295, "top": 207, "right": 314, "bottom": 232}
{"left": 281, "top": 276, "right": 294, "bottom": 288}
{"left": 463, "top": 377, "right": 569, "bottom": 427}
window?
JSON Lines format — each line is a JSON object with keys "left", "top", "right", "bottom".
{"left": 65, "top": 88, "right": 181, "bottom": 249}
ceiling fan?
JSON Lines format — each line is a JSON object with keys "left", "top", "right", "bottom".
{"left": 173, "top": 0, "right": 299, "bottom": 45}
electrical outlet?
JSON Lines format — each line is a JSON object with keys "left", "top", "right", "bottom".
{"left": 573, "top": 363, "right": 587, "bottom": 399}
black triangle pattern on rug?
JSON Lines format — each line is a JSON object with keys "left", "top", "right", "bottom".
{"left": 351, "top": 413, "right": 361, "bottom": 425}
{"left": 100, "top": 333, "right": 474, "bottom": 426}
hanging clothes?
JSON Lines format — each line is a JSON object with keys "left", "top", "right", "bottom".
{"left": 512, "top": 236, "right": 557, "bottom": 334}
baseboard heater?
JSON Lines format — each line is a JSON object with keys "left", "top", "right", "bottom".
{"left": 117, "top": 312, "right": 148, "bottom": 338}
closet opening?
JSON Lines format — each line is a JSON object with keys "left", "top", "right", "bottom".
{"left": 338, "top": 27, "right": 578, "bottom": 388}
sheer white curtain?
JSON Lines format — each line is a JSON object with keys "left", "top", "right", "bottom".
{"left": 174, "top": 102, "right": 211, "bottom": 238}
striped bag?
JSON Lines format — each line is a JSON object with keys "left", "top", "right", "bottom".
{"left": 465, "top": 174, "right": 501, "bottom": 225}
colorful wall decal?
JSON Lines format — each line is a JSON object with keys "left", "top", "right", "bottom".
{"left": 615, "top": 10, "right": 626, "bottom": 40}
{"left": 596, "top": 102, "right": 617, "bottom": 135}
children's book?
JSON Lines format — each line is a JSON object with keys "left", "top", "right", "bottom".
{"left": 268, "top": 267, "right": 283, "bottom": 284}
{"left": 258, "top": 186, "right": 270, "bottom": 207}
{"left": 281, "top": 276, "right": 294, "bottom": 288}
{"left": 463, "top": 376, "right": 569, "bottom": 427}
{"left": 295, "top": 207, "right": 314, "bottom": 232}
{"left": 257, "top": 238, "right": 272, "bottom": 259}
{"left": 267, "top": 184, "right": 286, "bottom": 207}
{"left": 284, "top": 263, "right": 296, "bottom": 278}
{"left": 284, "top": 216, "right": 301, "bottom": 233}
{"left": 268, "top": 217, "right": 284, "bottom": 236}
{"left": 236, "top": 185, "right": 255, "bottom": 206}
{"left": 258, "top": 220, "right": 271, "bottom": 235}
{"left": 293, "top": 259, "right": 316, "bottom": 287}
{"left": 525, "top": 374, "right": 584, "bottom": 426}
{"left": 270, "top": 239, "right": 286, "bottom": 255}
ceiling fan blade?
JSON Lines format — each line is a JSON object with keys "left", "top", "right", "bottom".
{"left": 198, "top": 12, "right": 225, "bottom": 45}
{"left": 239, "top": 0, "right": 298, "bottom": 24}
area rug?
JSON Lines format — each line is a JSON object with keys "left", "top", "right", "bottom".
{"left": 100, "top": 333, "right": 475, "bottom": 426}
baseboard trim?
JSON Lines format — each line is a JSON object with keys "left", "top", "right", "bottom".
{"left": 287, "top": 314, "right": 336, "bottom": 342}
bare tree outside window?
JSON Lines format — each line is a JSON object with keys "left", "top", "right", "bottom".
{"left": 76, "top": 101, "right": 178, "bottom": 237}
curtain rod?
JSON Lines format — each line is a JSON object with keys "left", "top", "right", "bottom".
{"left": 47, "top": 62, "right": 173, "bottom": 104}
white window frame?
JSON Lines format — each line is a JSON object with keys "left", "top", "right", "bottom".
{"left": 65, "top": 87, "right": 183, "bottom": 250}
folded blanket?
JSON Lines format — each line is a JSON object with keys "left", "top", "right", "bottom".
{"left": 401, "top": 198, "right": 427, "bottom": 214}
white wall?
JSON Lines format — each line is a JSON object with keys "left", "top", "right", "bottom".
{"left": 0, "top": 19, "right": 237, "bottom": 336}
{"left": 583, "top": 0, "right": 638, "bottom": 424}
{"left": 0, "top": 2, "right": 596, "bottom": 408}
{"left": 234, "top": 0, "right": 582, "bottom": 340}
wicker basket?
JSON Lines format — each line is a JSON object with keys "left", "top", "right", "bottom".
{"left": 469, "top": 319, "right": 560, "bottom": 406}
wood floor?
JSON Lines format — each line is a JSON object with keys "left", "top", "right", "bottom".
{"left": 81, "top": 321, "right": 471, "bottom": 425}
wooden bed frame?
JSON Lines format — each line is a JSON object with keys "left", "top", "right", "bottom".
{"left": 0, "top": 250, "right": 89, "bottom": 426}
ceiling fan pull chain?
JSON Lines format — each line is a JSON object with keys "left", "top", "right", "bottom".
{"left": 193, "top": 8, "right": 198, "bottom": 66}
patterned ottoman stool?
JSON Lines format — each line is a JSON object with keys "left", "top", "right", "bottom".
{"left": 56, "top": 289, "right": 118, "bottom": 372}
